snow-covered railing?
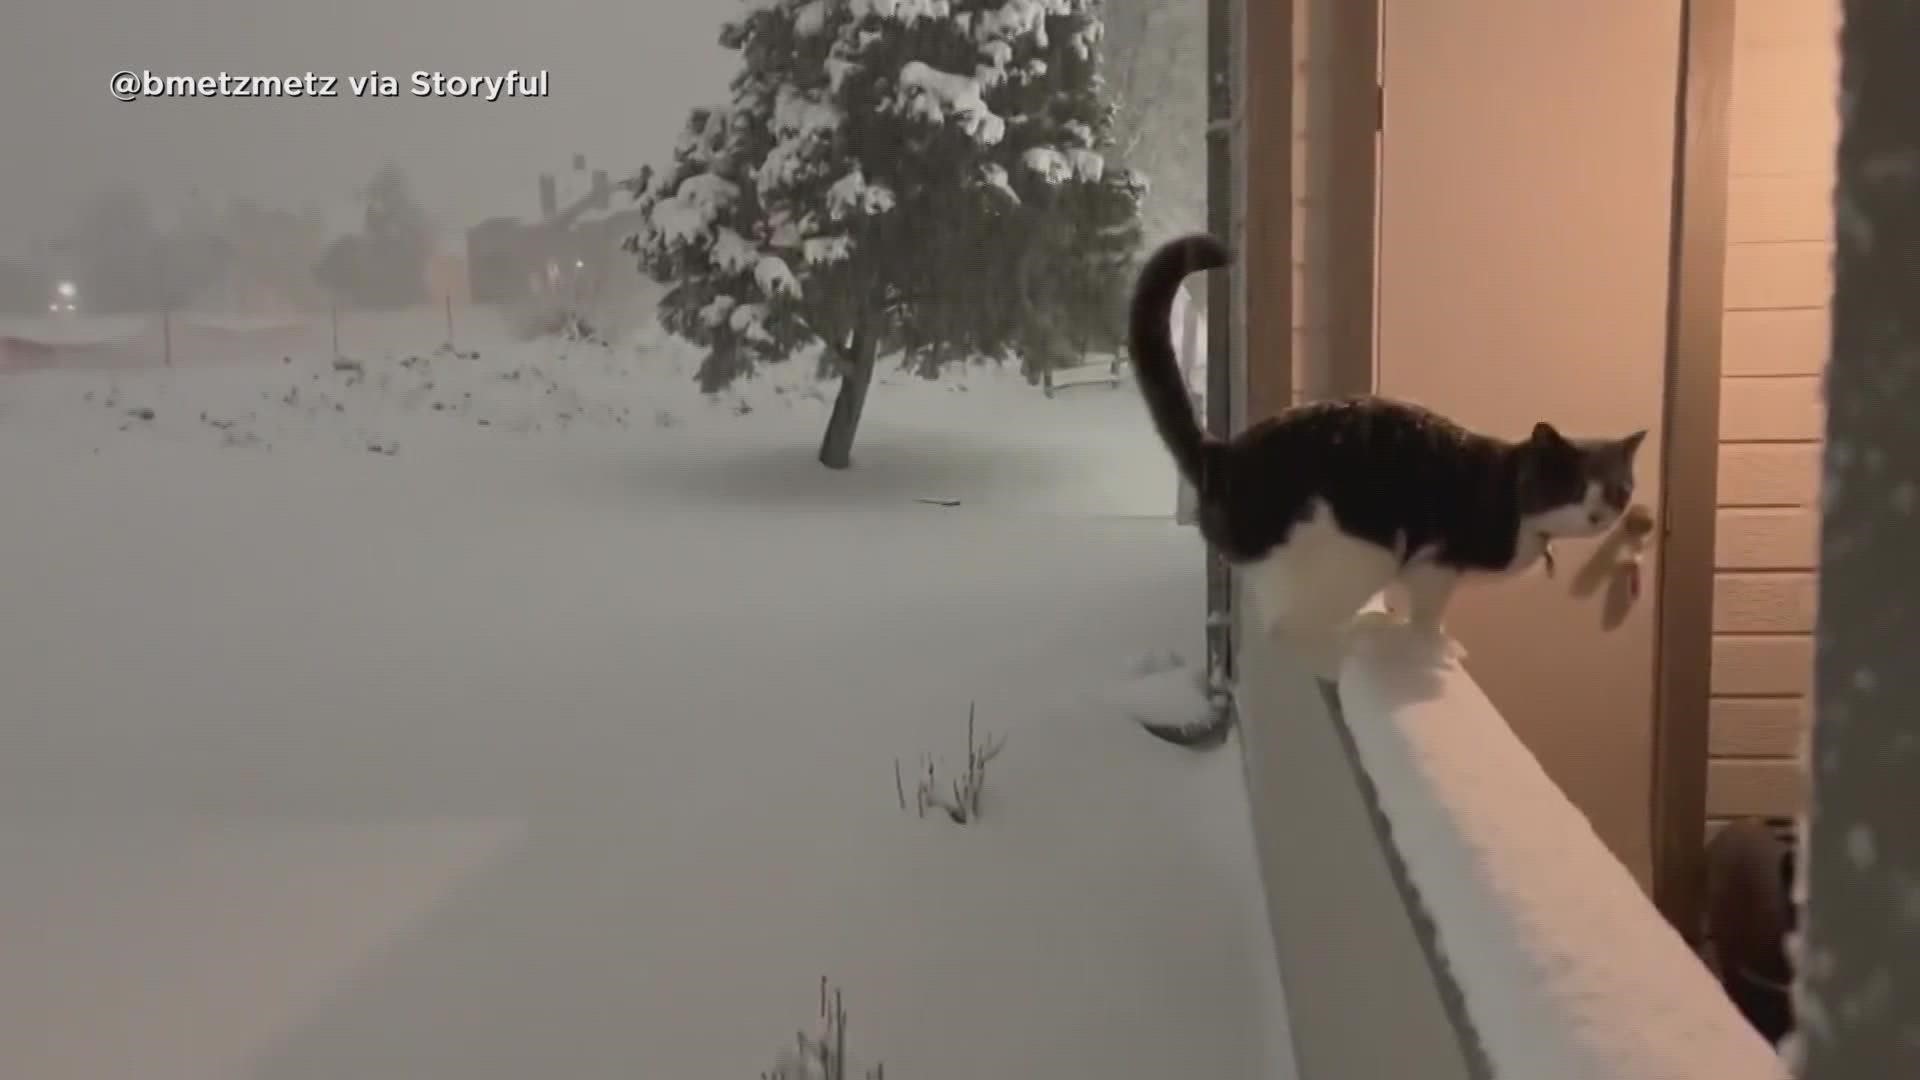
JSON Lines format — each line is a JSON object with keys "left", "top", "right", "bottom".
{"left": 1234, "top": 598, "right": 1791, "bottom": 1080}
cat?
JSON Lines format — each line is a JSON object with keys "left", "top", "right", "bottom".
{"left": 1128, "top": 233, "right": 1647, "bottom": 674}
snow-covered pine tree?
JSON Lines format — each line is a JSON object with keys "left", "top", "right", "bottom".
{"left": 316, "top": 165, "right": 433, "bottom": 310}
{"left": 360, "top": 164, "right": 433, "bottom": 309}
{"left": 632, "top": 0, "right": 1145, "bottom": 469}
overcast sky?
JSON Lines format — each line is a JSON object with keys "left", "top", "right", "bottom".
{"left": 0, "top": 0, "right": 735, "bottom": 255}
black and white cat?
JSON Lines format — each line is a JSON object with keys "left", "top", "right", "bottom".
{"left": 1129, "top": 233, "right": 1647, "bottom": 672}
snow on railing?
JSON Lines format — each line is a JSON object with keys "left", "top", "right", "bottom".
{"left": 1289, "top": 619, "right": 1791, "bottom": 1080}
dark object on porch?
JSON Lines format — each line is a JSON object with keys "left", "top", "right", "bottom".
{"left": 1139, "top": 708, "right": 1234, "bottom": 749}
{"left": 1703, "top": 817, "right": 1797, "bottom": 1045}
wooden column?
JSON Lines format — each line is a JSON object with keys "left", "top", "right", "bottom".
{"left": 1322, "top": 0, "right": 1379, "bottom": 399}
{"left": 1649, "top": 0, "right": 1735, "bottom": 943}
{"left": 1797, "top": 0, "right": 1920, "bottom": 1074}
{"left": 1238, "top": 0, "right": 1294, "bottom": 424}
{"left": 1204, "top": 0, "right": 1239, "bottom": 689}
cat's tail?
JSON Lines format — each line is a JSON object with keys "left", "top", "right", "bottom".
{"left": 1128, "top": 233, "right": 1229, "bottom": 491}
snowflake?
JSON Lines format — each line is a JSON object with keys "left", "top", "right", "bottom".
{"left": 897, "top": 61, "right": 1007, "bottom": 145}
{"left": 804, "top": 235, "right": 854, "bottom": 264}
{"left": 793, "top": 0, "right": 829, "bottom": 35}
{"left": 977, "top": 163, "right": 1021, "bottom": 203}
{"left": 1022, "top": 147, "right": 1073, "bottom": 184}
{"left": 826, "top": 167, "right": 899, "bottom": 219}
{"left": 650, "top": 172, "right": 742, "bottom": 245}
{"left": 1066, "top": 147, "right": 1106, "bottom": 181}
{"left": 728, "top": 301, "right": 775, "bottom": 343}
{"left": 851, "top": 0, "right": 952, "bottom": 20}
{"left": 698, "top": 294, "right": 738, "bottom": 327}
{"left": 755, "top": 255, "right": 803, "bottom": 298}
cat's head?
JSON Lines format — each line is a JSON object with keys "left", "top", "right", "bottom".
{"left": 1515, "top": 422, "right": 1647, "bottom": 538}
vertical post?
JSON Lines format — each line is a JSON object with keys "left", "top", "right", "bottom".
{"left": 155, "top": 235, "right": 172, "bottom": 368}
{"left": 1237, "top": 0, "right": 1292, "bottom": 425}
{"left": 445, "top": 293, "right": 454, "bottom": 346}
{"left": 1206, "top": 0, "right": 1293, "bottom": 696}
{"left": 1649, "top": 0, "right": 1735, "bottom": 944}
{"left": 331, "top": 302, "right": 341, "bottom": 357}
{"left": 1322, "top": 0, "right": 1381, "bottom": 399}
{"left": 1794, "top": 0, "right": 1920, "bottom": 1075}
{"left": 1203, "top": 0, "right": 1238, "bottom": 695}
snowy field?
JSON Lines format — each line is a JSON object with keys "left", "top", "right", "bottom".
{"left": 0, "top": 309, "right": 1291, "bottom": 1080}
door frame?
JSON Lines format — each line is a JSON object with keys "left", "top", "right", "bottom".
{"left": 1302, "top": 0, "right": 1735, "bottom": 939}
{"left": 1648, "top": 0, "right": 1736, "bottom": 943}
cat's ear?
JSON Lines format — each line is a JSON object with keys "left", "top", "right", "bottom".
{"left": 1529, "top": 421, "right": 1567, "bottom": 447}
{"left": 1618, "top": 429, "right": 1648, "bottom": 460}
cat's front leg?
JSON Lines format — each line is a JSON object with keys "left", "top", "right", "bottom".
{"left": 1402, "top": 562, "right": 1468, "bottom": 662}
{"left": 1510, "top": 530, "right": 1552, "bottom": 575}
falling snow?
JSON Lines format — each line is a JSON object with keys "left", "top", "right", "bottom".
{"left": 978, "top": 162, "right": 1020, "bottom": 203}
{"left": 897, "top": 61, "right": 1007, "bottom": 145}
{"left": 825, "top": 167, "right": 898, "bottom": 219}
{"left": 802, "top": 235, "right": 853, "bottom": 265}
{"left": 1847, "top": 825, "right": 1878, "bottom": 870}
{"left": 710, "top": 227, "right": 760, "bottom": 274}
{"left": 1022, "top": 146, "right": 1073, "bottom": 183}
{"left": 754, "top": 255, "right": 803, "bottom": 299}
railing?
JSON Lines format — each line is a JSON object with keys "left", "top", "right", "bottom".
{"left": 1234, "top": 593, "right": 1790, "bottom": 1080}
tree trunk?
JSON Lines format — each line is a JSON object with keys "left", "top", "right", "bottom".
{"left": 1793, "top": 2, "right": 1920, "bottom": 1077}
{"left": 817, "top": 330, "right": 877, "bottom": 469}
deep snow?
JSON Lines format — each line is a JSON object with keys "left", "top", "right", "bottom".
{"left": 0, "top": 310, "right": 1292, "bottom": 1080}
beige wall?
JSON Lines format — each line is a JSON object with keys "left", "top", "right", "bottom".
{"left": 1707, "top": 0, "right": 1837, "bottom": 825}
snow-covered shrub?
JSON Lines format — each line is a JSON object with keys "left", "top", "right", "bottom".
{"left": 505, "top": 300, "right": 607, "bottom": 346}
{"left": 895, "top": 702, "right": 1006, "bottom": 824}
{"left": 762, "top": 978, "right": 886, "bottom": 1080}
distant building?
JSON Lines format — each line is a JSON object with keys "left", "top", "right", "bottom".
{"left": 465, "top": 156, "right": 646, "bottom": 312}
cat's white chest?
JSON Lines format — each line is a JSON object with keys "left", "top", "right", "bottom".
{"left": 1241, "top": 501, "right": 1401, "bottom": 632}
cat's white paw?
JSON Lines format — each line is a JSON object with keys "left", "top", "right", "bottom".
{"left": 1424, "top": 626, "right": 1469, "bottom": 662}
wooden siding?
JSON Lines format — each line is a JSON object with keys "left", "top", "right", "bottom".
{"left": 1707, "top": 0, "right": 1836, "bottom": 822}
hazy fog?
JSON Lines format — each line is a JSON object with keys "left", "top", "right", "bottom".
{"left": 0, "top": 0, "right": 734, "bottom": 253}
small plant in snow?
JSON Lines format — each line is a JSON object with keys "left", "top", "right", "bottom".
{"left": 762, "top": 977, "right": 886, "bottom": 1080}
{"left": 894, "top": 702, "right": 1005, "bottom": 824}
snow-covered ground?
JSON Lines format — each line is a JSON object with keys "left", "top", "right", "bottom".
{"left": 0, "top": 310, "right": 1292, "bottom": 1080}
